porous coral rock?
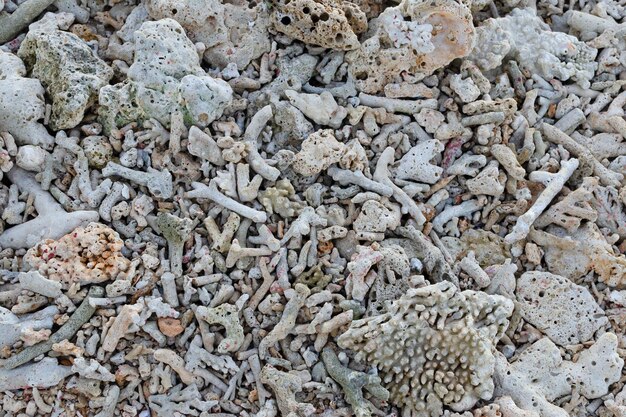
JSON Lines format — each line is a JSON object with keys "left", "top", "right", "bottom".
{"left": 394, "top": 140, "right": 444, "bottom": 185}
{"left": 195, "top": 303, "right": 244, "bottom": 353}
{"left": 18, "top": 15, "right": 113, "bottom": 130}
{"left": 353, "top": 199, "right": 402, "bottom": 239}
{"left": 469, "top": 8, "right": 598, "bottom": 88}
{"left": 338, "top": 281, "right": 514, "bottom": 416}
{"left": 346, "top": 244, "right": 383, "bottom": 301}
{"left": 23, "top": 222, "right": 130, "bottom": 288}
{"left": 292, "top": 129, "right": 346, "bottom": 177}
{"left": 0, "top": 50, "right": 53, "bottom": 149}
{"left": 346, "top": 0, "right": 475, "bottom": 93}
{"left": 98, "top": 18, "right": 233, "bottom": 134}
{"left": 493, "top": 333, "right": 623, "bottom": 417}
{"left": 271, "top": 0, "right": 367, "bottom": 50}
{"left": 260, "top": 364, "right": 315, "bottom": 417}
{"left": 145, "top": 0, "right": 271, "bottom": 70}
{"left": 516, "top": 271, "right": 608, "bottom": 346}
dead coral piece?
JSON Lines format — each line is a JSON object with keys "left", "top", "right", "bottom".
{"left": 195, "top": 303, "right": 244, "bottom": 353}
{"left": 23, "top": 222, "right": 129, "bottom": 288}
{"left": 516, "top": 271, "right": 608, "bottom": 346}
{"left": 18, "top": 15, "right": 113, "bottom": 129}
{"left": 292, "top": 129, "right": 346, "bottom": 177}
{"left": 494, "top": 333, "right": 623, "bottom": 417}
{"left": 271, "top": 0, "right": 367, "bottom": 50}
{"left": 338, "top": 281, "right": 513, "bottom": 416}
{"left": 347, "top": 0, "right": 476, "bottom": 93}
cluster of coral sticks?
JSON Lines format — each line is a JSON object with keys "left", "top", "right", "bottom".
{"left": 0, "top": 0, "right": 626, "bottom": 416}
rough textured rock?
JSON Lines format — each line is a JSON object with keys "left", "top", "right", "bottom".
{"left": 0, "top": 51, "right": 53, "bottom": 148}
{"left": 18, "top": 17, "right": 113, "bottom": 130}
{"left": 338, "top": 281, "right": 514, "bottom": 416}
{"left": 347, "top": 0, "right": 476, "bottom": 93}
{"left": 516, "top": 271, "right": 608, "bottom": 346}
{"left": 494, "top": 333, "right": 623, "bottom": 417}
{"left": 145, "top": 0, "right": 271, "bottom": 69}
{"left": 271, "top": 0, "right": 367, "bottom": 50}
{"left": 23, "top": 222, "right": 130, "bottom": 288}
{"left": 98, "top": 18, "right": 233, "bottom": 133}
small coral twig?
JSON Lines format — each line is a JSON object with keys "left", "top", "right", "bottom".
{"left": 505, "top": 158, "right": 579, "bottom": 244}
{"left": 2, "top": 286, "right": 104, "bottom": 370}
{"left": 321, "top": 347, "right": 389, "bottom": 417}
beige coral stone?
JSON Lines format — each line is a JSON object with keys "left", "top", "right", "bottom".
{"left": 271, "top": 0, "right": 367, "bottom": 50}
{"left": 157, "top": 317, "right": 184, "bottom": 338}
{"left": 24, "top": 222, "right": 130, "bottom": 288}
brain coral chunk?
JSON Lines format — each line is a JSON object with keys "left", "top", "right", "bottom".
{"left": 271, "top": 0, "right": 368, "bottom": 50}
{"left": 338, "top": 281, "right": 514, "bottom": 417}
{"left": 17, "top": 20, "right": 113, "bottom": 130}
{"left": 24, "top": 222, "right": 130, "bottom": 288}
{"left": 98, "top": 18, "right": 233, "bottom": 134}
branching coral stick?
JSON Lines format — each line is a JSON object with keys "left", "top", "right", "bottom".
{"left": 0, "top": 167, "right": 99, "bottom": 249}
{"left": 505, "top": 158, "right": 579, "bottom": 244}
{"left": 186, "top": 180, "right": 268, "bottom": 223}
{"left": 2, "top": 286, "right": 104, "bottom": 370}
{"left": 541, "top": 123, "right": 622, "bottom": 187}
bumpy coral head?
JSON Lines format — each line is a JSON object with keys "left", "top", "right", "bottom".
{"left": 338, "top": 282, "right": 513, "bottom": 416}
{"left": 404, "top": 0, "right": 475, "bottom": 73}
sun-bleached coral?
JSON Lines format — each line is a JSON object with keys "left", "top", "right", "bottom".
{"left": 156, "top": 212, "right": 193, "bottom": 277}
{"left": 346, "top": 244, "right": 383, "bottom": 301}
{"left": 285, "top": 90, "right": 347, "bottom": 128}
{"left": 493, "top": 333, "right": 623, "bottom": 417}
{"left": 505, "top": 158, "right": 579, "bottom": 244}
{"left": 467, "top": 162, "right": 505, "bottom": 197}
{"left": 516, "top": 271, "right": 608, "bottom": 346}
{"left": 346, "top": 0, "right": 476, "bottom": 93}
{"left": 394, "top": 140, "right": 444, "bottom": 185}
{"left": 0, "top": 50, "right": 53, "bottom": 149}
{"left": 145, "top": 0, "right": 271, "bottom": 69}
{"left": 23, "top": 222, "right": 130, "bottom": 288}
{"left": 0, "top": 305, "right": 58, "bottom": 349}
{"left": 259, "top": 284, "right": 311, "bottom": 359}
{"left": 258, "top": 179, "right": 305, "bottom": 218}
{"left": 353, "top": 199, "right": 401, "bottom": 240}
{"left": 0, "top": 358, "right": 72, "bottom": 390}
{"left": 338, "top": 281, "right": 513, "bottom": 416}
{"left": 469, "top": 8, "right": 597, "bottom": 88}
{"left": 18, "top": 16, "right": 113, "bottom": 129}
{"left": 292, "top": 129, "right": 346, "bottom": 177}
{"left": 533, "top": 178, "right": 597, "bottom": 232}
{"left": 271, "top": 0, "right": 367, "bottom": 50}
{"left": 16, "top": 145, "right": 47, "bottom": 172}
{"left": 99, "top": 19, "right": 233, "bottom": 134}
{"left": 0, "top": 168, "right": 99, "bottom": 248}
